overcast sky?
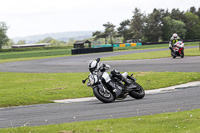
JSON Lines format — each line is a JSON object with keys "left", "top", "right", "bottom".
{"left": 0, "top": 0, "right": 199, "bottom": 38}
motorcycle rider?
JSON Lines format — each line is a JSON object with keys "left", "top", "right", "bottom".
{"left": 88, "top": 58, "right": 131, "bottom": 89}
{"left": 169, "top": 33, "right": 181, "bottom": 54}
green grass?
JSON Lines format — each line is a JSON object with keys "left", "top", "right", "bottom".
{"left": 0, "top": 42, "right": 199, "bottom": 63}
{"left": 102, "top": 48, "right": 200, "bottom": 61}
{"left": 1, "top": 108, "right": 200, "bottom": 133}
{"left": 0, "top": 49, "right": 71, "bottom": 63}
{"left": 0, "top": 72, "right": 200, "bottom": 107}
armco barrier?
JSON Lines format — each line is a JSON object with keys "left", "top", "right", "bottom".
{"left": 113, "top": 44, "right": 119, "bottom": 47}
{"left": 120, "top": 44, "right": 126, "bottom": 47}
{"left": 71, "top": 47, "right": 113, "bottom": 55}
{"left": 91, "top": 42, "right": 143, "bottom": 49}
{"left": 131, "top": 43, "right": 137, "bottom": 46}
{"left": 101, "top": 44, "right": 112, "bottom": 47}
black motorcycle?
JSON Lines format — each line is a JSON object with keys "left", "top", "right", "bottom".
{"left": 82, "top": 58, "right": 145, "bottom": 103}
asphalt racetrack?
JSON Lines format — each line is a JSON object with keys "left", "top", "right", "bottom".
{"left": 0, "top": 46, "right": 200, "bottom": 73}
{"left": 0, "top": 46, "right": 200, "bottom": 128}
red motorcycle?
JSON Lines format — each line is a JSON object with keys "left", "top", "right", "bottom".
{"left": 171, "top": 41, "right": 184, "bottom": 58}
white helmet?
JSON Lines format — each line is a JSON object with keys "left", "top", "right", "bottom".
{"left": 88, "top": 60, "right": 98, "bottom": 73}
{"left": 172, "top": 33, "right": 178, "bottom": 39}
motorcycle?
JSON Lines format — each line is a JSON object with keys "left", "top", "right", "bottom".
{"left": 171, "top": 41, "right": 184, "bottom": 58}
{"left": 82, "top": 58, "right": 145, "bottom": 103}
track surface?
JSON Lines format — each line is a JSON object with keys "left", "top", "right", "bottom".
{"left": 0, "top": 46, "right": 199, "bottom": 73}
{"left": 1, "top": 86, "right": 200, "bottom": 128}
{"left": 0, "top": 46, "right": 200, "bottom": 128}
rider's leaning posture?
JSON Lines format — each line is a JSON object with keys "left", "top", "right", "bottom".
{"left": 84, "top": 58, "right": 145, "bottom": 103}
{"left": 88, "top": 59, "right": 131, "bottom": 91}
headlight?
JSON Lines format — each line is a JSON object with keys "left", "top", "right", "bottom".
{"left": 89, "top": 74, "right": 98, "bottom": 85}
{"left": 89, "top": 77, "right": 95, "bottom": 85}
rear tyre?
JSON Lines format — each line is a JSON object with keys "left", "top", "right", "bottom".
{"left": 93, "top": 87, "right": 115, "bottom": 103}
{"left": 129, "top": 82, "right": 145, "bottom": 99}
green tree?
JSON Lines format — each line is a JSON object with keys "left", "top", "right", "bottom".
{"left": 117, "top": 19, "right": 132, "bottom": 42}
{"left": 185, "top": 12, "right": 200, "bottom": 39}
{"left": 92, "top": 31, "right": 108, "bottom": 44}
{"left": 129, "top": 8, "right": 144, "bottom": 39}
{"left": 5, "top": 39, "right": 15, "bottom": 48}
{"left": 39, "top": 37, "right": 53, "bottom": 43}
{"left": 102, "top": 22, "right": 116, "bottom": 44}
{"left": 17, "top": 40, "right": 26, "bottom": 45}
{"left": 171, "top": 8, "right": 185, "bottom": 21}
{"left": 50, "top": 39, "right": 59, "bottom": 46}
{"left": 162, "top": 16, "right": 186, "bottom": 40}
{"left": 191, "top": 21, "right": 200, "bottom": 39}
{"left": 92, "top": 31, "right": 102, "bottom": 41}
{"left": 0, "top": 22, "right": 9, "bottom": 49}
{"left": 189, "top": 6, "right": 196, "bottom": 14}
{"left": 144, "top": 9, "right": 163, "bottom": 42}
{"left": 196, "top": 8, "right": 200, "bottom": 18}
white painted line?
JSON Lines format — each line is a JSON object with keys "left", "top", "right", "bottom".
{"left": 53, "top": 81, "right": 200, "bottom": 103}
{"left": 54, "top": 97, "right": 96, "bottom": 103}
{"left": 145, "top": 81, "right": 200, "bottom": 94}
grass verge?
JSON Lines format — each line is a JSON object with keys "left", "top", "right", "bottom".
{"left": 0, "top": 108, "right": 200, "bottom": 133}
{"left": 0, "top": 49, "right": 71, "bottom": 63}
{"left": 102, "top": 48, "right": 200, "bottom": 61}
{"left": 0, "top": 72, "right": 200, "bottom": 107}
{"left": 0, "top": 42, "right": 198, "bottom": 63}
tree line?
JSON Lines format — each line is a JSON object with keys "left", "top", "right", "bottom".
{"left": 93, "top": 7, "right": 200, "bottom": 44}
{"left": 1, "top": 6, "right": 200, "bottom": 49}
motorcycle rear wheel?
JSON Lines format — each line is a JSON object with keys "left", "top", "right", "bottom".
{"left": 129, "top": 82, "right": 145, "bottom": 99}
{"left": 93, "top": 87, "right": 115, "bottom": 103}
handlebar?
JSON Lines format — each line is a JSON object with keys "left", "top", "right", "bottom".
{"left": 82, "top": 78, "right": 88, "bottom": 84}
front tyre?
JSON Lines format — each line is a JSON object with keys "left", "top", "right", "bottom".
{"left": 129, "top": 82, "right": 145, "bottom": 99}
{"left": 171, "top": 51, "right": 176, "bottom": 58}
{"left": 93, "top": 87, "right": 115, "bottom": 103}
{"left": 181, "top": 50, "right": 184, "bottom": 58}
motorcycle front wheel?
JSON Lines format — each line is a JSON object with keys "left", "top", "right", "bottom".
{"left": 181, "top": 50, "right": 184, "bottom": 58}
{"left": 171, "top": 51, "right": 176, "bottom": 58}
{"left": 93, "top": 87, "right": 115, "bottom": 103}
{"left": 129, "top": 82, "right": 145, "bottom": 99}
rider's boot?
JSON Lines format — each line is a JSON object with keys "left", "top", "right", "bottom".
{"left": 121, "top": 76, "right": 138, "bottom": 90}
{"left": 169, "top": 47, "right": 174, "bottom": 56}
{"left": 122, "top": 76, "right": 131, "bottom": 85}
